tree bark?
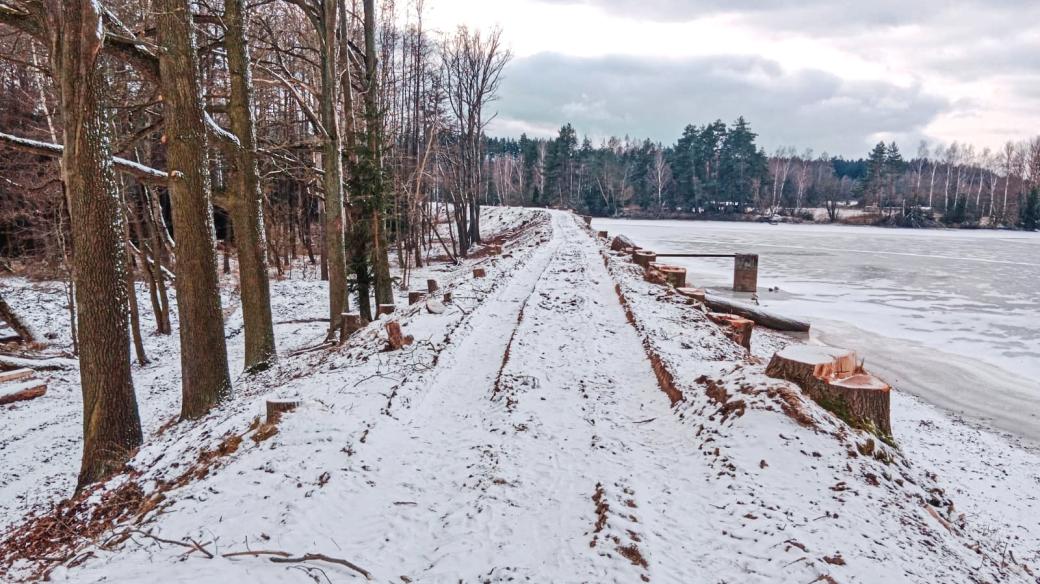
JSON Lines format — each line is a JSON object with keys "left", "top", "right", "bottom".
{"left": 317, "top": 0, "right": 350, "bottom": 337}
{"left": 225, "top": 0, "right": 276, "bottom": 369}
{"left": 42, "top": 0, "right": 143, "bottom": 489}
{"left": 363, "top": 0, "right": 394, "bottom": 306}
{"left": 157, "top": 0, "right": 232, "bottom": 418}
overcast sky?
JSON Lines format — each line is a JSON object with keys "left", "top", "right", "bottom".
{"left": 421, "top": 0, "right": 1040, "bottom": 157}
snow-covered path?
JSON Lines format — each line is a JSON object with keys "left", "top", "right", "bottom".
{"left": 25, "top": 209, "right": 1036, "bottom": 583}
{"left": 320, "top": 211, "right": 713, "bottom": 580}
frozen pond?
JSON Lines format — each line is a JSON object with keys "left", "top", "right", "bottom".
{"left": 594, "top": 218, "right": 1040, "bottom": 443}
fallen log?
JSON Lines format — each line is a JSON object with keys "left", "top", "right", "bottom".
{"left": 0, "top": 379, "right": 47, "bottom": 405}
{"left": 766, "top": 345, "right": 891, "bottom": 437}
{"left": 676, "top": 287, "right": 707, "bottom": 303}
{"left": 703, "top": 294, "right": 810, "bottom": 332}
{"left": 0, "top": 355, "right": 77, "bottom": 371}
{"left": 0, "top": 368, "right": 33, "bottom": 383}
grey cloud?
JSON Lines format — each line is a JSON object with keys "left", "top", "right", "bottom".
{"left": 492, "top": 53, "right": 949, "bottom": 156}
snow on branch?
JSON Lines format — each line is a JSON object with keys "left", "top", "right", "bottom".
{"left": 0, "top": 131, "right": 168, "bottom": 184}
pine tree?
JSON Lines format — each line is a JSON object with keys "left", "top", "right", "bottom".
{"left": 1021, "top": 188, "right": 1040, "bottom": 230}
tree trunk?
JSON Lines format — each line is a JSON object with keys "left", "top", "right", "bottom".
{"left": 157, "top": 0, "right": 232, "bottom": 418}
{"left": 225, "top": 0, "right": 276, "bottom": 370}
{"left": 363, "top": 0, "right": 395, "bottom": 307}
{"left": 318, "top": 0, "right": 349, "bottom": 337}
{"left": 44, "top": 0, "right": 143, "bottom": 489}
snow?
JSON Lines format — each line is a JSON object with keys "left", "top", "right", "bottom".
{"left": 594, "top": 217, "right": 1040, "bottom": 444}
{"left": 1, "top": 208, "right": 1037, "bottom": 582}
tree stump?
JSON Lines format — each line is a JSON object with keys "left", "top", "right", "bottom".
{"left": 443, "top": 292, "right": 453, "bottom": 304}
{"left": 765, "top": 345, "right": 891, "bottom": 437}
{"left": 0, "top": 380, "right": 46, "bottom": 405}
{"left": 385, "top": 321, "right": 414, "bottom": 350}
{"left": 408, "top": 291, "right": 426, "bottom": 305}
{"left": 582, "top": 215, "right": 592, "bottom": 226}
{"left": 266, "top": 398, "right": 300, "bottom": 424}
{"left": 676, "top": 287, "right": 707, "bottom": 303}
{"left": 340, "top": 312, "right": 362, "bottom": 342}
{"left": 473, "top": 267, "right": 486, "bottom": 278}
{"left": 610, "top": 234, "right": 637, "bottom": 252}
{"left": 427, "top": 279, "right": 440, "bottom": 293}
{"left": 377, "top": 304, "right": 395, "bottom": 316}
{"left": 706, "top": 313, "right": 754, "bottom": 349}
{"left": 632, "top": 250, "right": 657, "bottom": 268}
{"left": 487, "top": 244, "right": 503, "bottom": 256}
{"left": 597, "top": 230, "right": 609, "bottom": 239}
{"left": 0, "top": 368, "right": 33, "bottom": 383}
{"left": 649, "top": 263, "right": 686, "bottom": 288}
{"left": 733, "top": 254, "right": 759, "bottom": 292}
{"left": 426, "top": 298, "right": 446, "bottom": 314}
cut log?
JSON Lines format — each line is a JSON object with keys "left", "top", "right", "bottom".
{"left": 266, "top": 398, "right": 301, "bottom": 424}
{"left": 632, "top": 250, "right": 657, "bottom": 268}
{"left": 0, "top": 380, "right": 47, "bottom": 405}
{"left": 0, "top": 292, "right": 35, "bottom": 344}
{"left": 340, "top": 312, "right": 362, "bottom": 342}
{"left": 676, "top": 287, "right": 706, "bottom": 303}
{"left": 426, "top": 298, "right": 446, "bottom": 314}
{"left": 703, "top": 293, "right": 810, "bottom": 332}
{"left": 385, "top": 321, "right": 414, "bottom": 351}
{"left": 0, "top": 368, "right": 33, "bottom": 383}
{"left": 706, "top": 313, "right": 754, "bottom": 349}
{"left": 473, "top": 267, "right": 486, "bottom": 278}
{"left": 442, "top": 292, "right": 453, "bottom": 304}
{"left": 427, "top": 279, "right": 440, "bottom": 294}
{"left": 408, "top": 291, "right": 426, "bottom": 305}
{"left": 377, "top": 304, "right": 395, "bottom": 316}
{"left": 597, "top": 230, "right": 609, "bottom": 239}
{"left": 0, "top": 355, "right": 77, "bottom": 371}
{"left": 610, "top": 234, "right": 637, "bottom": 252}
{"left": 766, "top": 345, "right": 891, "bottom": 437}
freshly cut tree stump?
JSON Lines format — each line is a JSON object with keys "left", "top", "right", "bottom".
{"left": 0, "top": 368, "right": 33, "bottom": 383}
{"left": 443, "top": 292, "right": 453, "bottom": 304}
{"left": 408, "top": 291, "right": 427, "bottom": 305}
{"left": 706, "top": 313, "right": 754, "bottom": 349}
{"left": 426, "top": 298, "right": 446, "bottom": 314}
{"left": 473, "top": 267, "right": 487, "bottom": 278}
{"left": 385, "top": 321, "right": 414, "bottom": 350}
{"left": 632, "top": 250, "right": 657, "bottom": 268}
{"left": 427, "top": 279, "right": 440, "bottom": 293}
{"left": 340, "top": 312, "right": 362, "bottom": 342}
{"left": 766, "top": 345, "right": 891, "bottom": 437}
{"left": 649, "top": 263, "right": 687, "bottom": 288}
{"left": 582, "top": 215, "right": 592, "bottom": 226}
{"left": 597, "top": 230, "right": 609, "bottom": 239}
{"left": 676, "top": 287, "right": 706, "bottom": 303}
{"left": 266, "top": 398, "right": 301, "bottom": 424}
{"left": 610, "top": 234, "right": 637, "bottom": 252}
{"left": 377, "top": 304, "right": 395, "bottom": 316}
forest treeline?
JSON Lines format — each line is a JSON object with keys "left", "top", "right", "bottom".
{"left": 0, "top": 0, "right": 508, "bottom": 488}
{"left": 483, "top": 121, "right": 1040, "bottom": 229}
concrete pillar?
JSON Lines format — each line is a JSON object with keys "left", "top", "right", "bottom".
{"left": 733, "top": 254, "right": 758, "bottom": 292}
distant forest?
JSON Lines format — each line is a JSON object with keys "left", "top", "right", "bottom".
{"left": 484, "top": 119, "right": 1040, "bottom": 229}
